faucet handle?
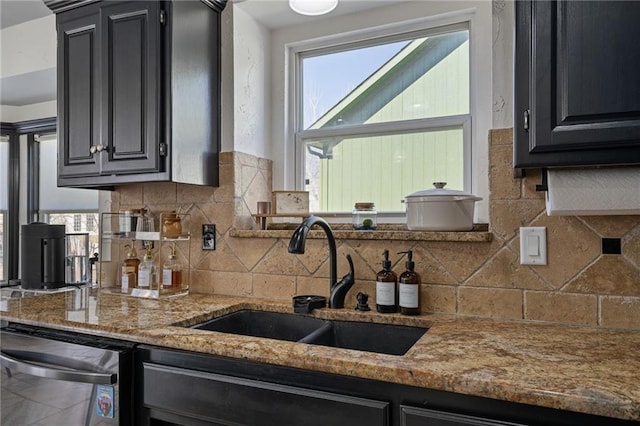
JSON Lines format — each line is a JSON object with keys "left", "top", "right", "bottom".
{"left": 330, "top": 254, "right": 356, "bottom": 309}
{"left": 343, "top": 254, "right": 354, "bottom": 281}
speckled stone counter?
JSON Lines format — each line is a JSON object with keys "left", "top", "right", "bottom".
{"left": 1, "top": 289, "right": 639, "bottom": 422}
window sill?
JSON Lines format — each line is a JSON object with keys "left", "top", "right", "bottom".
{"left": 230, "top": 224, "right": 492, "bottom": 243}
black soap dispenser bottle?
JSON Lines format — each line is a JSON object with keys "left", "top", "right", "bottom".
{"left": 376, "top": 250, "right": 397, "bottom": 313}
{"left": 398, "top": 250, "right": 420, "bottom": 315}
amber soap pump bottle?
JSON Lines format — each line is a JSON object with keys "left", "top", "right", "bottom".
{"left": 376, "top": 250, "right": 397, "bottom": 313}
{"left": 121, "top": 243, "right": 140, "bottom": 291}
{"left": 398, "top": 250, "right": 420, "bottom": 315}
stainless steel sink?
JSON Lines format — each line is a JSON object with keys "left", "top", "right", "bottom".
{"left": 192, "top": 310, "right": 428, "bottom": 355}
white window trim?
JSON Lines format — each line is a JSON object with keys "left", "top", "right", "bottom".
{"left": 287, "top": 13, "right": 476, "bottom": 220}
{"left": 276, "top": 4, "right": 492, "bottom": 224}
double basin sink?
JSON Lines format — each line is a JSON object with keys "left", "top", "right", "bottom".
{"left": 192, "top": 310, "right": 428, "bottom": 356}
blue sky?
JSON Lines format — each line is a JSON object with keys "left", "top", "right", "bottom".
{"left": 302, "top": 40, "right": 409, "bottom": 128}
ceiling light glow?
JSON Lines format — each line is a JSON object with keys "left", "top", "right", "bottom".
{"left": 289, "top": 0, "right": 338, "bottom": 16}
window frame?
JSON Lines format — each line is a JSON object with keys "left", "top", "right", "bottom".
{"left": 0, "top": 126, "right": 17, "bottom": 285}
{"left": 0, "top": 118, "right": 100, "bottom": 286}
{"left": 0, "top": 118, "right": 56, "bottom": 285}
{"left": 288, "top": 15, "right": 476, "bottom": 219}
{"left": 23, "top": 119, "right": 57, "bottom": 223}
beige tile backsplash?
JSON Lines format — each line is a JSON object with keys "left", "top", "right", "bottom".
{"left": 112, "top": 129, "right": 640, "bottom": 330}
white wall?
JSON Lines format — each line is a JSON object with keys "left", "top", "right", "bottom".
{"left": 220, "top": 5, "right": 272, "bottom": 158}
{"left": 266, "top": 1, "right": 495, "bottom": 223}
{"left": 492, "top": 0, "right": 514, "bottom": 129}
{"left": 0, "top": 101, "right": 56, "bottom": 122}
{"left": 0, "top": 15, "right": 56, "bottom": 79}
{"left": 231, "top": 7, "right": 272, "bottom": 159}
{"left": 1, "top": 14, "right": 57, "bottom": 122}
{"left": 220, "top": 5, "right": 235, "bottom": 153}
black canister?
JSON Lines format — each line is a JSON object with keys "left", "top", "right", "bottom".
{"left": 21, "top": 223, "right": 66, "bottom": 289}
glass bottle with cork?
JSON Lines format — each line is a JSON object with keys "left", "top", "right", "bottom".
{"left": 352, "top": 202, "right": 377, "bottom": 230}
{"left": 162, "top": 211, "right": 182, "bottom": 239}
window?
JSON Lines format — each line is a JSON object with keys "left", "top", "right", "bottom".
{"left": 0, "top": 120, "right": 101, "bottom": 284}
{"left": 294, "top": 23, "right": 470, "bottom": 213}
{"left": 87, "top": 214, "right": 97, "bottom": 232}
{"left": 34, "top": 133, "right": 100, "bottom": 257}
{"left": 0, "top": 135, "right": 8, "bottom": 283}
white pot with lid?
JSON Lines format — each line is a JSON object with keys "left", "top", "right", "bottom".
{"left": 405, "top": 182, "right": 482, "bottom": 231}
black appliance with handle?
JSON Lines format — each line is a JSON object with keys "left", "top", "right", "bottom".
{"left": 21, "top": 223, "right": 66, "bottom": 289}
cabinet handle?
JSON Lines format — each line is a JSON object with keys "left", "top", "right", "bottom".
{"left": 523, "top": 110, "right": 530, "bottom": 131}
{"left": 96, "top": 144, "right": 108, "bottom": 152}
{"left": 90, "top": 145, "right": 97, "bottom": 154}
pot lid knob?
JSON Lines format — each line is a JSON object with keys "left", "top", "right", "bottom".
{"left": 433, "top": 182, "right": 447, "bottom": 189}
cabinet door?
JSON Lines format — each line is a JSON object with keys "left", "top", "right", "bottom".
{"left": 401, "top": 405, "right": 527, "bottom": 426}
{"left": 514, "top": 1, "right": 640, "bottom": 168}
{"left": 143, "top": 363, "right": 389, "bottom": 426}
{"left": 57, "top": 9, "right": 101, "bottom": 179}
{"left": 100, "top": 1, "right": 163, "bottom": 175}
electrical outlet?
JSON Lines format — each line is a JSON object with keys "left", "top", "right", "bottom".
{"left": 202, "top": 224, "right": 216, "bottom": 250}
{"left": 520, "top": 227, "right": 547, "bottom": 265}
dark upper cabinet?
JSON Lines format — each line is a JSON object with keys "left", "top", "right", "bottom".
{"left": 100, "top": 1, "right": 161, "bottom": 176}
{"left": 47, "top": 0, "right": 227, "bottom": 187}
{"left": 57, "top": 9, "right": 101, "bottom": 178}
{"left": 514, "top": 1, "right": 640, "bottom": 168}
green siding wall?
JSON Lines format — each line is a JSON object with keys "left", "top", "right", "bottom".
{"left": 316, "top": 41, "right": 469, "bottom": 212}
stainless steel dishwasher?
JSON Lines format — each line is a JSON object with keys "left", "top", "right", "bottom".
{"left": 1, "top": 323, "right": 135, "bottom": 425}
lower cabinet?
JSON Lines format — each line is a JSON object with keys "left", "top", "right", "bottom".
{"left": 135, "top": 345, "right": 635, "bottom": 426}
{"left": 143, "top": 363, "right": 388, "bottom": 426}
{"left": 400, "top": 405, "right": 525, "bottom": 426}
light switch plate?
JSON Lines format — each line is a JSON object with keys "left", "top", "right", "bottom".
{"left": 520, "top": 227, "right": 547, "bottom": 265}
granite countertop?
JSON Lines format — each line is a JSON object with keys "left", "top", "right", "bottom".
{"left": 1, "top": 288, "right": 639, "bottom": 422}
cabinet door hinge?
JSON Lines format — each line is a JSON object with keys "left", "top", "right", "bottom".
{"left": 523, "top": 109, "right": 530, "bottom": 131}
{"left": 160, "top": 10, "right": 166, "bottom": 25}
{"left": 159, "top": 143, "right": 167, "bottom": 157}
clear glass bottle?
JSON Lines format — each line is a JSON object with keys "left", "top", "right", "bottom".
{"left": 162, "top": 244, "right": 182, "bottom": 290}
{"left": 119, "top": 209, "right": 141, "bottom": 234}
{"left": 352, "top": 202, "right": 377, "bottom": 230}
{"left": 137, "top": 245, "right": 156, "bottom": 289}
{"left": 136, "top": 207, "right": 156, "bottom": 233}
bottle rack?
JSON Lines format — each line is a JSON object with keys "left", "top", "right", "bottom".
{"left": 98, "top": 212, "right": 191, "bottom": 299}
